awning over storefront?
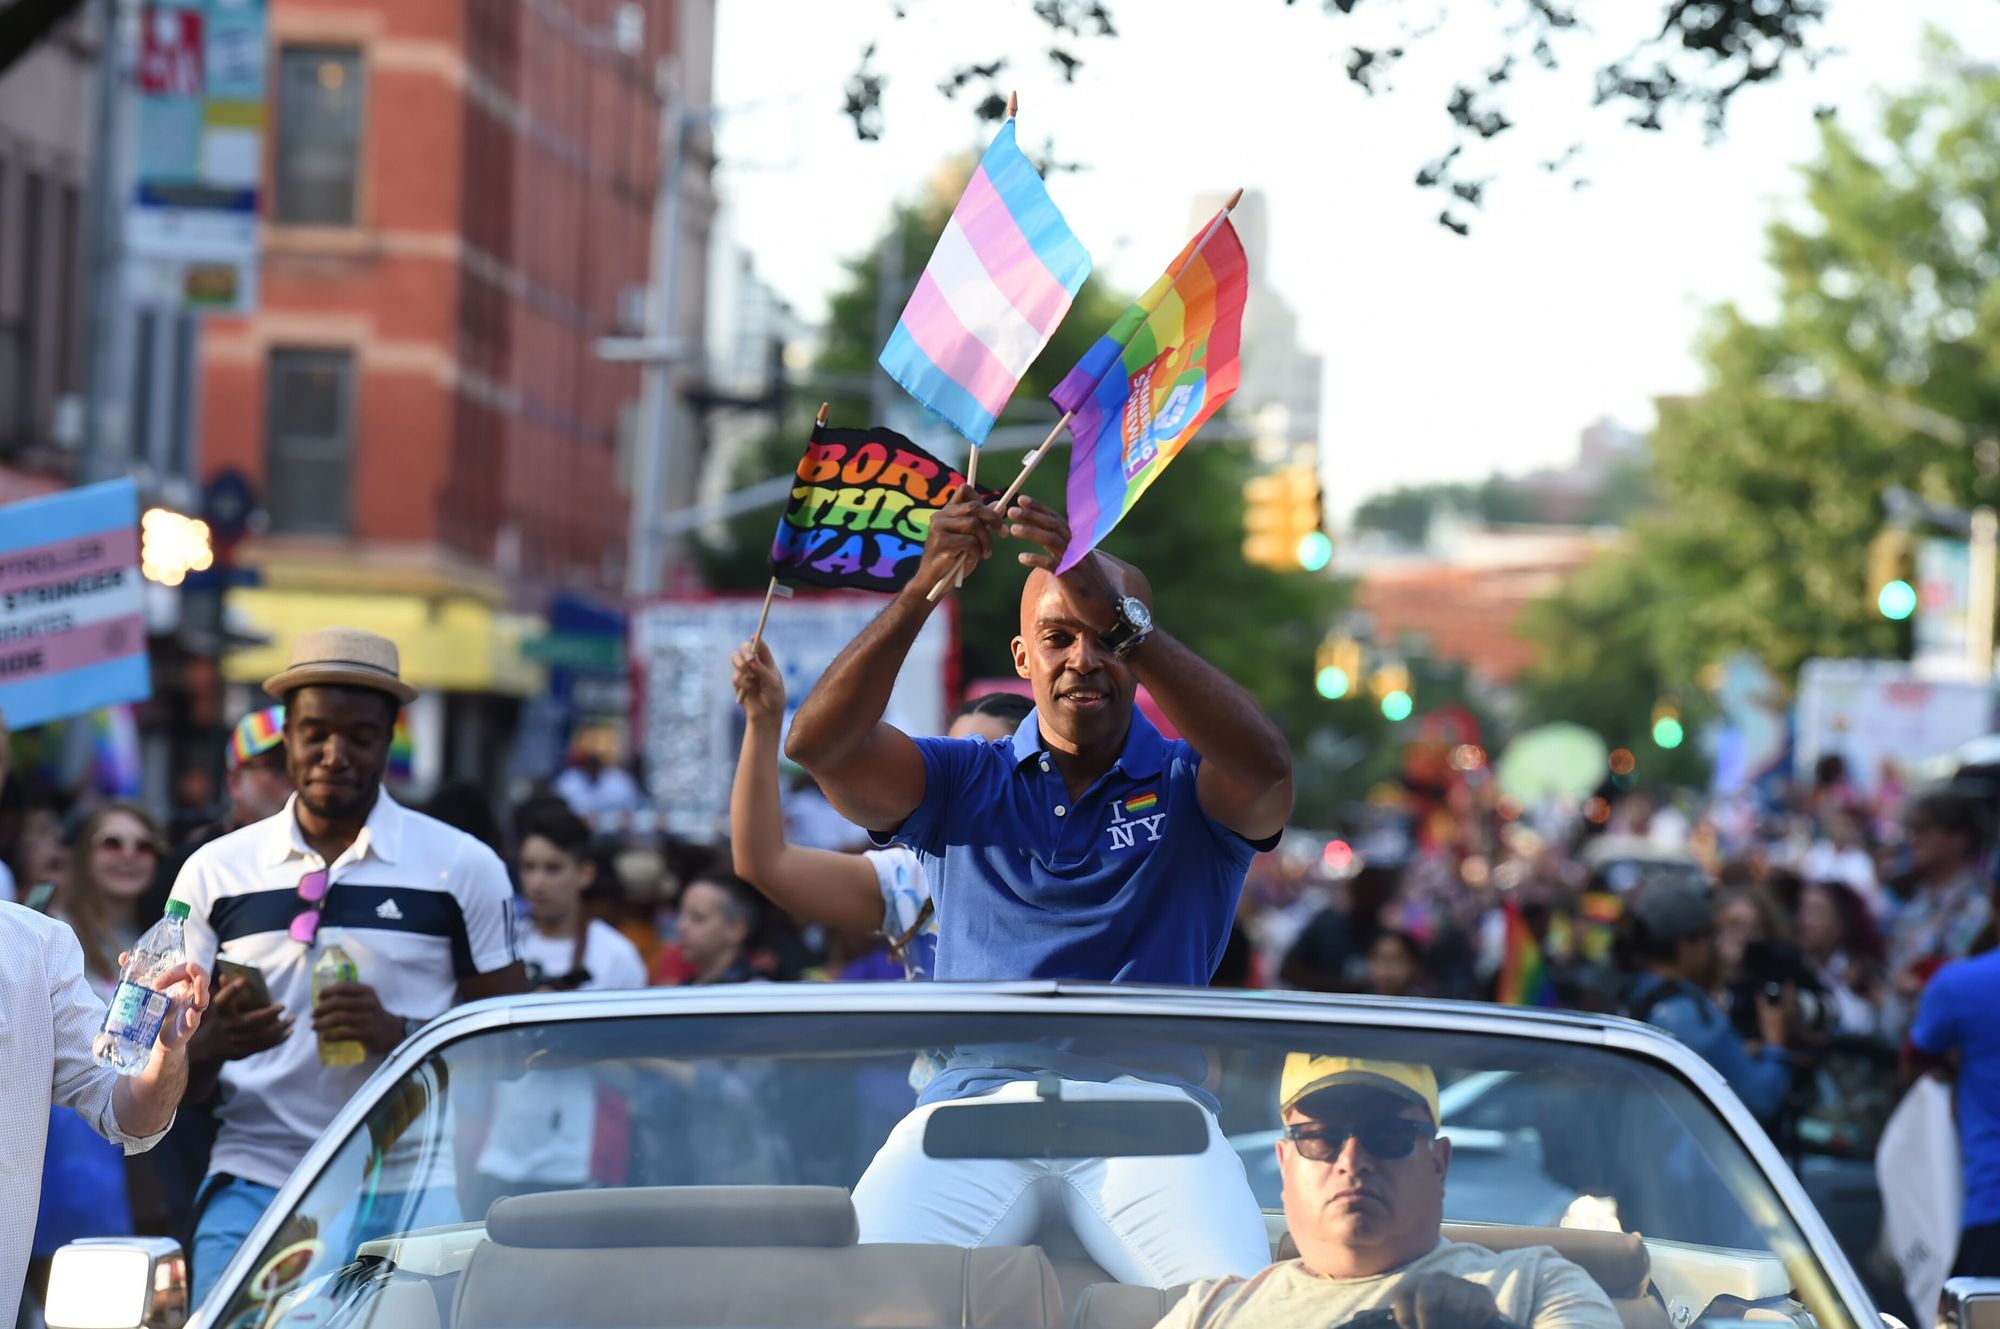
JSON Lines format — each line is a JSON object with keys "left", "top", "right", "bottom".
{"left": 224, "top": 590, "right": 546, "bottom": 698}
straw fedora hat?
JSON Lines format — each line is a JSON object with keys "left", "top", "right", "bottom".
{"left": 262, "top": 627, "right": 419, "bottom": 706}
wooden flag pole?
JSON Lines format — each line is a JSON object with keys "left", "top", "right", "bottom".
{"left": 927, "top": 409, "right": 1072, "bottom": 604}
{"left": 737, "top": 404, "right": 826, "bottom": 702}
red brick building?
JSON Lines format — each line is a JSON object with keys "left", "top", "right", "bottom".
{"left": 200, "top": 0, "right": 714, "bottom": 778}
{"left": 1355, "top": 527, "right": 1619, "bottom": 687}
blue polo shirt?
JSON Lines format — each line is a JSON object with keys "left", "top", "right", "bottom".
{"left": 877, "top": 707, "right": 1268, "bottom": 1106}
{"left": 877, "top": 707, "right": 1263, "bottom": 983}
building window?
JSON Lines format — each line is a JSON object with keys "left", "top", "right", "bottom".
{"left": 273, "top": 47, "right": 364, "bottom": 226}
{"left": 266, "top": 348, "right": 355, "bottom": 534}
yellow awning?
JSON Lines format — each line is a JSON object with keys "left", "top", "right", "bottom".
{"left": 225, "top": 590, "right": 547, "bottom": 698}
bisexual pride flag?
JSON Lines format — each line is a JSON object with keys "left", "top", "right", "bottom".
{"left": 1050, "top": 209, "right": 1248, "bottom": 573}
{"left": 879, "top": 120, "right": 1092, "bottom": 444}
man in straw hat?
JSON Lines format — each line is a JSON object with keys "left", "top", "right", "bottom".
{"left": 170, "top": 627, "right": 525, "bottom": 1301}
{"left": 1155, "top": 1056, "right": 1618, "bottom": 1329}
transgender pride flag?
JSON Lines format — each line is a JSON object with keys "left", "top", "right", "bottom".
{"left": 879, "top": 120, "right": 1091, "bottom": 444}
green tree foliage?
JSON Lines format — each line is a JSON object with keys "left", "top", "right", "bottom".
{"left": 1520, "top": 49, "right": 1999, "bottom": 769}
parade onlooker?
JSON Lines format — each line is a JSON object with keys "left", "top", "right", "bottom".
{"left": 729, "top": 638, "right": 1030, "bottom": 981}
{"left": 171, "top": 628, "right": 524, "bottom": 1302}
{"left": 1282, "top": 864, "right": 1396, "bottom": 994}
{"left": 1886, "top": 789, "right": 1993, "bottom": 1029}
{"left": 1713, "top": 885, "right": 1791, "bottom": 994}
{"left": 553, "top": 728, "right": 646, "bottom": 833}
{"left": 1620, "top": 883, "right": 1794, "bottom": 1127}
{"left": 1365, "top": 929, "right": 1428, "bottom": 999}
{"left": 785, "top": 491, "right": 1289, "bottom": 1284}
{"left": 423, "top": 781, "right": 507, "bottom": 859}
{"left": 146, "top": 708, "right": 294, "bottom": 921}
{"left": 1797, "top": 880, "right": 1886, "bottom": 1036}
{"left": 515, "top": 807, "right": 646, "bottom": 991}
{"left": 672, "top": 872, "right": 761, "bottom": 986}
{"left": 1800, "top": 812, "right": 1881, "bottom": 916}
{"left": 2, "top": 898, "right": 204, "bottom": 1322}
{"left": 52, "top": 803, "right": 167, "bottom": 985}
{"left": 1909, "top": 932, "right": 2000, "bottom": 1275}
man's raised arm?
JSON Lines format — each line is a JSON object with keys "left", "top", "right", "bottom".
{"left": 786, "top": 486, "right": 1001, "bottom": 830}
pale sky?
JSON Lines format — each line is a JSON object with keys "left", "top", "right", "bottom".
{"left": 711, "top": 0, "right": 2000, "bottom": 517}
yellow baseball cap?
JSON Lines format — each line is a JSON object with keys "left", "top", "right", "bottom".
{"left": 1280, "top": 1054, "right": 1440, "bottom": 1125}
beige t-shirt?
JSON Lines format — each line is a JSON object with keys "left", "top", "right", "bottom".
{"left": 1157, "top": 1241, "right": 1622, "bottom": 1329}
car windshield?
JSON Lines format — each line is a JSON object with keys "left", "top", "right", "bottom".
{"left": 207, "top": 1000, "right": 1859, "bottom": 1329}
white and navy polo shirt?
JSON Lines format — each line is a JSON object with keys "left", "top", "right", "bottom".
{"left": 171, "top": 792, "right": 517, "bottom": 1189}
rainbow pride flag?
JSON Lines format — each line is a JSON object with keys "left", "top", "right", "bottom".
{"left": 1049, "top": 208, "right": 1248, "bottom": 572}
{"left": 389, "top": 710, "right": 414, "bottom": 783}
{"left": 1497, "top": 897, "right": 1559, "bottom": 1007}
{"left": 879, "top": 120, "right": 1092, "bottom": 444}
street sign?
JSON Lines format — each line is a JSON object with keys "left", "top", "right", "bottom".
{"left": 202, "top": 467, "right": 258, "bottom": 547}
{"left": 521, "top": 632, "right": 626, "bottom": 672}
{"left": 127, "top": 0, "right": 268, "bottom": 315}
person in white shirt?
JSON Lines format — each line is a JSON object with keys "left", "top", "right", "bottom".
{"left": 1155, "top": 1056, "right": 1618, "bottom": 1329}
{"left": 0, "top": 689, "right": 206, "bottom": 1325}
{"left": 728, "top": 638, "right": 1031, "bottom": 981}
{"left": 472, "top": 805, "right": 645, "bottom": 1206}
{"left": 513, "top": 806, "right": 647, "bottom": 992}
{"left": 172, "top": 628, "right": 525, "bottom": 1304}
{"left": 551, "top": 730, "right": 646, "bottom": 833}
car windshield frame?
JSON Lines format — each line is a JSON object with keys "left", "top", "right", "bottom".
{"left": 191, "top": 982, "right": 1881, "bottom": 1329}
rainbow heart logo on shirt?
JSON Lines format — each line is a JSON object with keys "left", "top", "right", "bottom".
{"left": 1124, "top": 792, "right": 1159, "bottom": 814}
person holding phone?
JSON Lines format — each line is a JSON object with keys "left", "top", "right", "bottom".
{"left": 170, "top": 628, "right": 524, "bottom": 1303}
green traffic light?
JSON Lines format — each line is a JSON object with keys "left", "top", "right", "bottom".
{"left": 1315, "top": 665, "right": 1350, "bottom": 700}
{"left": 1878, "top": 579, "right": 1917, "bottom": 621}
{"left": 1381, "top": 689, "right": 1414, "bottom": 722}
{"left": 1652, "top": 716, "right": 1685, "bottom": 749}
{"left": 1297, "top": 531, "right": 1333, "bottom": 572}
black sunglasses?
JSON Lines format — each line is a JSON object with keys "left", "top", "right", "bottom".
{"left": 1284, "top": 1118, "right": 1435, "bottom": 1162}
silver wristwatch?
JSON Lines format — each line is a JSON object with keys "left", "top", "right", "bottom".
{"left": 1098, "top": 596, "right": 1155, "bottom": 659}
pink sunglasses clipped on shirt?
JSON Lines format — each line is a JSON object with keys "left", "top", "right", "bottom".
{"left": 289, "top": 869, "right": 332, "bottom": 945}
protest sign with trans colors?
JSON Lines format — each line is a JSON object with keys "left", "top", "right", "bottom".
{"left": 770, "top": 424, "right": 998, "bottom": 594}
{"left": 1050, "top": 207, "right": 1248, "bottom": 573}
{"left": 879, "top": 119, "right": 1092, "bottom": 443}
{"left": 0, "top": 479, "right": 151, "bottom": 727}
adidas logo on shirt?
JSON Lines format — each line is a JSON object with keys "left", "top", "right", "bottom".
{"left": 375, "top": 898, "right": 404, "bottom": 922}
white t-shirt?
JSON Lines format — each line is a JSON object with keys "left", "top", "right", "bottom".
{"left": 553, "top": 766, "right": 645, "bottom": 827}
{"left": 867, "top": 846, "right": 936, "bottom": 980}
{"left": 517, "top": 919, "right": 647, "bottom": 991}
{"left": 1158, "top": 1242, "right": 1620, "bottom": 1329}
{"left": 479, "top": 921, "right": 645, "bottom": 1185}
{"left": 172, "top": 793, "right": 518, "bottom": 1189}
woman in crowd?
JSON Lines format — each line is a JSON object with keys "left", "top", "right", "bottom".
{"left": 514, "top": 806, "right": 647, "bottom": 992}
{"left": 1797, "top": 878, "right": 1886, "bottom": 1036}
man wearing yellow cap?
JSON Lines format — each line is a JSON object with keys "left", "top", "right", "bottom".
{"left": 1156, "top": 1056, "right": 1618, "bottom": 1329}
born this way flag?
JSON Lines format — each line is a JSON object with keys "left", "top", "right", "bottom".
{"left": 769, "top": 424, "right": 999, "bottom": 594}
{"left": 878, "top": 118, "right": 1092, "bottom": 444}
{"left": 1049, "top": 206, "right": 1248, "bottom": 573}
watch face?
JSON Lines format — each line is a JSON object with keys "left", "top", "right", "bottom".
{"left": 1120, "top": 596, "right": 1154, "bottom": 632}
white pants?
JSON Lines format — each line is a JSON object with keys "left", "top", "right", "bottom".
{"left": 852, "top": 1077, "right": 1271, "bottom": 1288}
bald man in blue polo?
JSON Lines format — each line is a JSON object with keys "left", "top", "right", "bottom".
{"left": 787, "top": 486, "right": 1293, "bottom": 1286}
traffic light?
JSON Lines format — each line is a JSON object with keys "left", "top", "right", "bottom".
{"left": 1651, "top": 699, "right": 1684, "bottom": 749}
{"left": 1868, "top": 527, "right": 1916, "bottom": 621}
{"left": 141, "top": 508, "right": 214, "bottom": 587}
{"left": 1314, "top": 635, "right": 1365, "bottom": 700}
{"left": 1243, "top": 463, "right": 1326, "bottom": 571}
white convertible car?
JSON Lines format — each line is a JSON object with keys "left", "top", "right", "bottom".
{"left": 41, "top": 984, "right": 1999, "bottom": 1329}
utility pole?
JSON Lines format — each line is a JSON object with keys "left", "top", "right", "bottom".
{"left": 79, "top": 0, "right": 134, "bottom": 483}
{"left": 1971, "top": 506, "right": 1997, "bottom": 678}
{"left": 606, "top": 71, "right": 716, "bottom": 601}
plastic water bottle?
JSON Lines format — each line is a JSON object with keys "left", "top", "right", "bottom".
{"left": 93, "top": 900, "right": 191, "bottom": 1076}
{"left": 313, "top": 929, "right": 365, "bottom": 1067}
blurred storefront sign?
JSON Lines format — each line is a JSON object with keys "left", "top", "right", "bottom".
{"left": 127, "top": 0, "right": 267, "bottom": 314}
